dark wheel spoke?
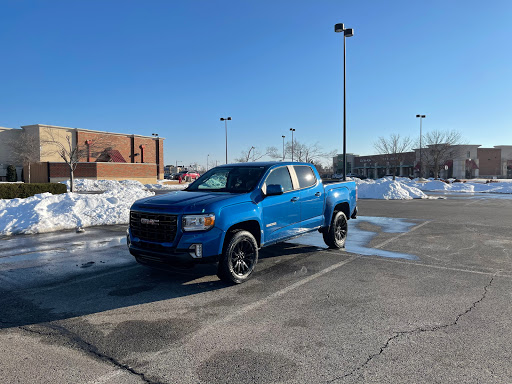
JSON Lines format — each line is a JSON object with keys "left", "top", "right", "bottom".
{"left": 219, "top": 231, "right": 259, "bottom": 283}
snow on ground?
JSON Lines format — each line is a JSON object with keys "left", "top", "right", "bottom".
{"left": 354, "top": 178, "right": 428, "bottom": 200}
{"left": 1, "top": 177, "right": 511, "bottom": 236}
{"left": 0, "top": 183, "right": 153, "bottom": 235}
{"left": 63, "top": 179, "right": 189, "bottom": 192}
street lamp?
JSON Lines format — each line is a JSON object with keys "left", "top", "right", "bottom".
{"left": 220, "top": 117, "right": 232, "bottom": 164}
{"left": 416, "top": 114, "right": 426, "bottom": 178}
{"left": 282, "top": 135, "right": 285, "bottom": 161}
{"left": 289, "top": 128, "right": 296, "bottom": 162}
{"left": 175, "top": 160, "right": 180, "bottom": 172}
{"left": 152, "top": 133, "right": 159, "bottom": 137}
{"left": 335, "top": 23, "right": 354, "bottom": 181}
{"left": 207, "top": 154, "right": 210, "bottom": 171}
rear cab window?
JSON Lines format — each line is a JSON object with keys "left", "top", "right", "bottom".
{"left": 293, "top": 165, "right": 317, "bottom": 189}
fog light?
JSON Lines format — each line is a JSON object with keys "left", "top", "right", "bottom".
{"left": 189, "top": 244, "right": 203, "bottom": 258}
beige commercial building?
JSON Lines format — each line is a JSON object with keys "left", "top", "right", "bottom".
{"left": 0, "top": 124, "right": 164, "bottom": 183}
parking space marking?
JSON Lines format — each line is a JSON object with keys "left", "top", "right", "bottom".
{"left": 373, "top": 220, "right": 431, "bottom": 249}
{"left": 189, "top": 255, "right": 359, "bottom": 341}
{"left": 360, "top": 255, "right": 511, "bottom": 277}
{"left": 87, "top": 255, "right": 359, "bottom": 384}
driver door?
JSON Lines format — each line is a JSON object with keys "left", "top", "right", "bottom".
{"left": 260, "top": 166, "right": 300, "bottom": 243}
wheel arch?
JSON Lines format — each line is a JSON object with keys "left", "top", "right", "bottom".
{"left": 221, "top": 220, "right": 262, "bottom": 254}
{"left": 325, "top": 202, "right": 350, "bottom": 233}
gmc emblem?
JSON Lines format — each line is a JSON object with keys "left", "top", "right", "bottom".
{"left": 141, "top": 218, "right": 159, "bottom": 225}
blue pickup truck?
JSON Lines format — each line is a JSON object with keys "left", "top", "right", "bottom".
{"left": 128, "top": 162, "right": 357, "bottom": 283}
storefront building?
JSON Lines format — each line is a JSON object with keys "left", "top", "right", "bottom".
{"left": 334, "top": 145, "right": 512, "bottom": 180}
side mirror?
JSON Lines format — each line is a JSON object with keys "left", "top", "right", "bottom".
{"left": 266, "top": 184, "right": 284, "bottom": 196}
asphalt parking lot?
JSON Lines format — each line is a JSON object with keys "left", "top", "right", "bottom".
{"left": 1, "top": 195, "right": 512, "bottom": 383}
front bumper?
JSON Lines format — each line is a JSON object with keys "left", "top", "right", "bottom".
{"left": 127, "top": 226, "right": 224, "bottom": 266}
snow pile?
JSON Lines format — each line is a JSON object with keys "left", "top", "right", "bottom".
{"left": 0, "top": 186, "right": 153, "bottom": 235}
{"left": 64, "top": 179, "right": 146, "bottom": 192}
{"left": 356, "top": 178, "right": 427, "bottom": 200}
{"left": 413, "top": 180, "right": 512, "bottom": 194}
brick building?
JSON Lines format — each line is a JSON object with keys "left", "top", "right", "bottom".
{"left": 334, "top": 145, "right": 512, "bottom": 180}
{"left": 0, "top": 124, "right": 164, "bottom": 183}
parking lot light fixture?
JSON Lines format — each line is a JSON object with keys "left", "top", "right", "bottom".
{"left": 289, "top": 128, "right": 296, "bottom": 161}
{"left": 282, "top": 135, "right": 285, "bottom": 161}
{"left": 220, "top": 117, "right": 232, "bottom": 164}
{"left": 335, "top": 23, "right": 354, "bottom": 181}
{"left": 416, "top": 114, "right": 426, "bottom": 178}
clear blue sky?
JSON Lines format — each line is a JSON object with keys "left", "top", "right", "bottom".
{"left": 1, "top": 0, "right": 511, "bottom": 168}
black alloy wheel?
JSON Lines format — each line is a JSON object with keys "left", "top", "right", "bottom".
{"left": 218, "top": 230, "right": 259, "bottom": 284}
{"left": 323, "top": 211, "right": 348, "bottom": 249}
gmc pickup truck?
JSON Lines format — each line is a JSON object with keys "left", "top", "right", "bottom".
{"left": 128, "top": 162, "right": 357, "bottom": 283}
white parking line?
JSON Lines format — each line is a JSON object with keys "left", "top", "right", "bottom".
{"left": 87, "top": 255, "right": 359, "bottom": 383}
{"left": 373, "top": 220, "right": 431, "bottom": 249}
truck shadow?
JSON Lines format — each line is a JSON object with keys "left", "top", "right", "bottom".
{"left": 0, "top": 242, "right": 322, "bottom": 330}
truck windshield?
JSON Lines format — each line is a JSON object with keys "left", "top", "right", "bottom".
{"left": 185, "top": 166, "right": 267, "bottom": 193}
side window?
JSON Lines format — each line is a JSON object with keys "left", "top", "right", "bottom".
{"left": 265, "top": 167, "right": 293, "bottom": 192}
{"left": 294, "top": 165, "right": 317, "bottom": 189}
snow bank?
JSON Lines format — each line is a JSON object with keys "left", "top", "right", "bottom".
{"left": 63, "top": 179, "right": 147, "bottom": 192}
{"left": 413, "top": 180, "right": 512, "bottom": 194}
{"left": 0, "top": 186, "right": 153, "bottom": 235}
{"left": 356, "top": 178, "right": 427, "bottom": 200}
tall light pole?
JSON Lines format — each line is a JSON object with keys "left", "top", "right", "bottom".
{"left": 416, "top": 114, "right": 426, "bottom": 178}
{"left": 220, "top": 117, "right": 232, "bottom": 164}
{"left": 335, "top": 23, "right": 354, "bottom": 181}
{"left": 282, "top": 135, "right": 285, "bottom": 161}
{"left": 175, "top": 160, "right": 180, "bottom": 170}
{"left": 289, "top": 128, "right": 295, "bottom": 162}
{"left": 207, "top": 154, "right": 210, "bottom": 171}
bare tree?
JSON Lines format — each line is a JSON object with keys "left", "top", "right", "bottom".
{"left": 235, "top": 146, "right": 279, "bottom": 163}
{"left": 373, "top": 134, "right": 412, "bottom": 180}
{"left": 41, "top": 128, "right": 110, "bottom": 192}
{"left": 9, "top": 131, "right": 41, "bottom": 183}
{"left": 275, "top": 140, "right": 336, "bottom": 165}
{"left": 421, "top": 130, "right": 465, "bottom": 178}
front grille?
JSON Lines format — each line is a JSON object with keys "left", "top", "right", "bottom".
{"left": 130, "top": 211, "right": 178, "bottom": 243}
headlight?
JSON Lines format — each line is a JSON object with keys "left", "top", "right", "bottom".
{"left": 182, "top": 214, "right": 215, "bottom": 231}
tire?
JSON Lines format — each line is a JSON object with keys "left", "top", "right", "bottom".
{"left": 323, "top": 211, "right": 348, "bottom": 249}
{"left": 217, "top": 230, "right": 259, "bottom": 284}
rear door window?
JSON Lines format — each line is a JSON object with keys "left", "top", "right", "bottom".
{"left": 294, "top": 165, "right": 317, "bottom": 189}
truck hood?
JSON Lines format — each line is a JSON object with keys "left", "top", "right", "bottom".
{"left": 132, "top": 190, "right": 245, "bottom": 213}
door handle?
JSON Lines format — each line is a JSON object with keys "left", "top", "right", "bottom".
{"left": 315, "top": 192, "right": 321, "bottom": 197}
{"left": 291, "top": 196, "right": 299, "bottom": 202}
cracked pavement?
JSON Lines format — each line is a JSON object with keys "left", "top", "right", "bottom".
{"left": 1, "top": 196, "right": 512, "bottom": 383}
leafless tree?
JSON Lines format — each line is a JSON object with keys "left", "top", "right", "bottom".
{"left": 9, "top": 131, "right": 41, "bottom": 183}
{"left": 421, "top": 130, "right": 465, "bottom": 178}
{"left": 41, "top": 128, "right": 110, "bottom": 192}
{"left": 235, "top": 146, "right": 279, "bottom": 163}
{"left": 275, "top": 140, "right": 336, "bottom": 165}
{"left": 373, "top": 134, "right": 412, "bottom": 180}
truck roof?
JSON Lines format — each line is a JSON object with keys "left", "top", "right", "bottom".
{"left": 218, "top": 161, "right": 316, "bottom": 168}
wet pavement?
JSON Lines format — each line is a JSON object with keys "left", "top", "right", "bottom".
{"left": 1, "top": 196, "right": 512, "bottom": 383}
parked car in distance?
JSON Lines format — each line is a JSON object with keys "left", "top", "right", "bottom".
{"left": 128, "top": 162, "right": 358, "bottom": 284}
{"left": 175, "top": 170, "right": 200, "bottom": 182}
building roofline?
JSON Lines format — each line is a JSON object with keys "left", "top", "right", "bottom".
{"left": 21, "top": 124, "right": 165, "bottom": 140}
